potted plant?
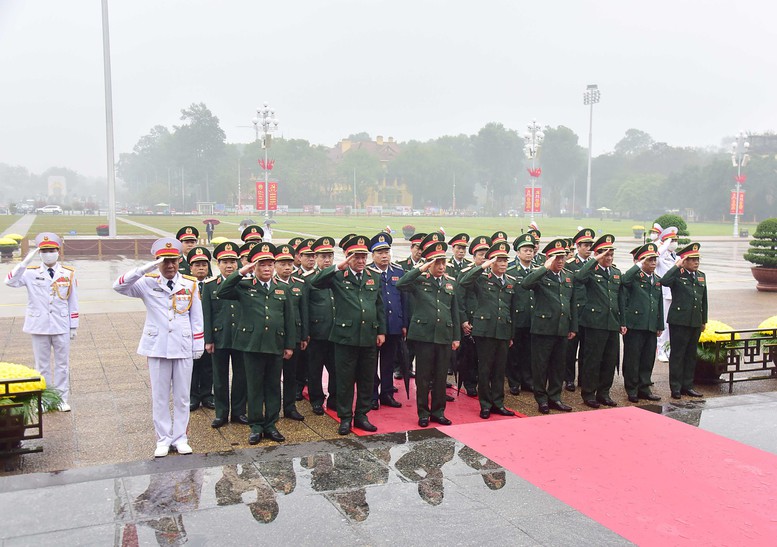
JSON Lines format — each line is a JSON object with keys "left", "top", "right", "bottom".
{"left": 402, "top": 224, "right": 416, "bottom": 240}
{"left": 695, "top": 320, "right": 741, "bottom": 384}
{"left": 96, "top": 224, "right": 109, "bottom": 237}
{"left": 750, "top": 315, "right": 777, "bottom": 370}
{"left": 0, "top": 362, "right": 62, "bottom": 451}
{"left": 632, "top": 225, "right": 645, "bottom": 239}
{"left": 743, "top": 217, "right": 777, "bottom": 292}
{"left": 0, "top": 237, "right": 19, "bottom": 259}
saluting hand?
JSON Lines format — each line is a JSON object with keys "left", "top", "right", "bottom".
{"left": 238, "top": 261, "right": 256, "bottom": 276}
{"left": 338, "top": 254, "right": 358, "bottom": 271}
{"left": 482, "top": 257, "right": 498, "bottom": 269}
{"left": 419, "top": 260, "right": 433, "bottom": 272}
{"left": 543, "top": 256, "right": 556, "bottom": 269}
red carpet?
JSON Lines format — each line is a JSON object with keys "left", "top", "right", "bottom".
{"left": 446, "top": 407, "right": 777, "bottom": 546}
{"left": 304, "top": 375, "right": 523, "bottom": 436}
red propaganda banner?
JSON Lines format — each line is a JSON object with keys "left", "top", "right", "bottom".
{"left": 268, "top": 182, "right": 278, "bottom": 211}
{"left": 524, "top": 187, "right": 542, "bottom": 213}
{"left": 729, "top": 190, "right": 745, "bottom": 215}
{"left": 255, "top": 181, "right": 265, "bottom": 210}
{"left": 533, "top": 187, "right": 542, "bottom": 213}
{"left": 524, "top": 187, "right": 533, "bottom": 213}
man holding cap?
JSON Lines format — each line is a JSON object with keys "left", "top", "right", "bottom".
{"left": 5, "top": 232, "right": 79, "bottom": 411}
{"left": 521, "top": 238, "right": 577, "bottom": 414}
{"left": 312, "top": 235, "right": 386, "bottom": 435}
{"left": 661, "top": 243, "right": 708, "bottom": 399}
{"left": 113, "top": 237, "right": 203, "bottom": 457}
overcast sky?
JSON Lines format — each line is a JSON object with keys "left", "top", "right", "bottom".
{"left": 1, "top": 0, "right": 773, "bottom": 177}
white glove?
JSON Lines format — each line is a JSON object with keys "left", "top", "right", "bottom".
{"left": 70, "top": 328, "right": 77, "bottom": 340}
{"left": 140, "top": 257, "right": 164, "bottom": 274}
{"left": 193, "top": 350, "right": 204, "bottom": 360}
{"left": 20, "top": 248, "right": 39, "bottom": 267}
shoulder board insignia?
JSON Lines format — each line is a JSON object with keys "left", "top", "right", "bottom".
{"left": 61, "top": 265, "right": 75, "bottom": 272}
{"left": 444, "top": 273, "right": 455, "bottom": 280}
{"left": 390, "top": 262, "right": 403, "bottom": 268}
{"left": 565, "top": 257, "right": 575, "bottom": 264}
{"left": 145, "top": 273, "right": 160, "bottom": 278}
{"left": 505, "top": 273, "right": 516, "bottom": 281}
{"left": 460, "top": 265, "right": 473, "bottom": 273}
{"left": 302, "top": 269, "right": 316, "bottom": 277}
{"left": 26, "top": 266, "right": 38, "bottom": 269}
{"left": 292, "top": 276, "right": 305, "bottom": 284}
{"left": 204, "top": 276, "right": 219, "bottom": 284}
{"left": 367, "top": 265, "right": 380, "bottom": 272}
{"left": 182, "top": 274, "right": 197, "bottom": 282}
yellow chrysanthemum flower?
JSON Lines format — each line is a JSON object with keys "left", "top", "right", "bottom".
{"left": 756, "top": 316, "right": 777, "bottom": 336}
{"left": 698, "top": 320, "right": 740, "bottom": 343}
{"left": 0, "top": 362, "right": 46, "bottom": 394}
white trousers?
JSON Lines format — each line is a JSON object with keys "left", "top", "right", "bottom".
{"left": 148, "top": 357, "right": 193, "bottom": 447}
{"left": 31, "top": 333, "right": 71, "bottom": 403}
{"left": 657, "top": 297, "right": 672, "bottom": 356}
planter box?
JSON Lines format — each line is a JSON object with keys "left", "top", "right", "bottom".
{"left": 751, "top": 266, "right": 777, "bottom": 292}
{"left": 694, "top": 359, "right": 725, "bottom": 384}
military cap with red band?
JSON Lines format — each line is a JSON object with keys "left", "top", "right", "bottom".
{"left": 151, "top": 237, "right": 183, "bottom": 258}
{"left": 176, "top": 226, "right": 199, "bottom": 242}
{"left": 420, "top": 232, "right": 445, "bottom": 251}
{"left": 542, "top": 238, "right": 568, "bottom": 257}
{"left": 249, "top": 242, "right": 276, "bottom": 262}
{"left": 296, "top": 238, "right": 315, "bottom": 255}
{"left": 635, "top": 243, "right": 659, "bottom": 261}
{"left": 408, "top": 233, "right": 427, "bottom": 247}
{"left": 469, "top": 235, "right": 492, "bottom": 255}
{"left": 422, "top": 241, "right": 448, "bottom": 261}
{"left": 678, "top": 242, "right": 701, "bottom": 259}
{"left": 486, "top": 241, "right": 510, "bottom": 259}
{"left": 287, "top": 237, "right": 305, "bottom": 249}
{"left": 213, "top": 241, "right": 239, "bottom": 260}
{"left": 274, "top": 244, "right": 295, "bottom": 261}
{"left": 592, "top": 234, "right": 616, "bottom": 253}
{"left": 573, "top": 228, "right": 595, "bottom": 245}
{"left": 491, "top": 231, "right": 508, "bottom": 244}
{"left": 239, "top": 241, "right": 257, "bottom": 258}
{"left": 35, "top": 232, "right": 62, "bottom": 250}
{"left": 448, "top": 232, "right": 470, "bottom": 248}
{"left": 338, "top": 233, "right": 356, "bottom": 250}
{"left": 241, "top": 225, "right": 264, "bottom": 242}
{"left": 312, "top": 236, "right": 335, "bottom": 253}
{"left": 342, "top": 235, "right": 370, "bottom": 255}
{"left": 187, "top": 246, "right": 211, "bottom": 263}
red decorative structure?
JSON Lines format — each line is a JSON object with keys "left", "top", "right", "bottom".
{"left": 258, "top": 159, "right": 275, "bottom": 171}
{"left": 528, "top": 167, "right": 542, "bottom": 178}
{"left": 735, "top": 174, "right": 746, "bottom": 184}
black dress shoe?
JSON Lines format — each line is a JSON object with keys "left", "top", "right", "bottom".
{"left": 446, "top": 381, "right": 453, "bottom": 388}
{"left": 418, "top": 417, "right": 429, "bottom": 427}
{"left": 295, "top": 390, "right": 304, "bottom": 401}
{"left": 379, "top": 396, "right": 402, "bottom": 408}
{"left": 509, "top": 386, "right": 520, "bottom": 396}
{"left": 683, "top": 388, "right": 704, "bottom": 397}
{"left": 189, "top": 402, "right": 200, "bottom": 412}
{"left": 564, "top": 382, "right": 576, "bottom": 392}
{"left": 248, "top": 432, "right": 262, "bottom": 445}
{"left": 538, "top": 403, "right": 550, "bottom": 414}
{"left": 264, "top": 429, "right": 286, "bottom": 443}
{"left": 311, "top": 404, "right": 325, "bottom": 415}
{"left": 338, "top": 421, "right": 351, "bottom": 435}
{"left": 201, "top": 398, "right": 216, "bottom": 410}
{"left": 371, "top": 400, "right": 380, "bottom": 411}
{"left": 231, "top": 414, "right": 249, "bottom": 425}
{"left": 391, "top": 386, "right": 398, "bottom": 393}
{"left": 598, "top": 398, "right": 618, "bottom": 407}
{"left": 491, "top": 407, "right": 515, "bottom": 416}
{"left": 284, "top": 409, "right": 305, "bottom": 421}
{"left": 521, "top": 384, "right": 534, "bottom": 393}
{"left": 211, "top": 417, "right": 228, "bottom": 428}
{"left": 430, "top": 415, "right": 452, "bottom": 426}
{"left": 639, "top": 393, "right": 662, "bottom": 401}
{"left": 628, "top": 395, "right": 640, "bottom": 403}
{"left": 353, "top": 418, "right": 377, "bottom": 432}
{"left": 409, "top": 371, "right": 416, "bottom": 378}
{"left": 671, "top": 392, "right": 681, "bottom": 400}
{"left": 394, "top": 372, "right": 403, "bottom": 379}
{"left": 584, "top": 400, "right": 601, "bottom": 409}
{"left": 548, "top": 400, "right": 572, "bottom": 412}
{"left": 479, "top": 409, "right": 491, "bottom": 419}
{"left": 466, "top": 388, "right": 478, "bottom": 398}
{"left": 445, "top": 394, "right": 455, "bottom": 402}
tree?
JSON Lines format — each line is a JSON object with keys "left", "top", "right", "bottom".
{"left": 612, "top": 174, "right": 666, "bottom": 215}
{"left": 336, "top": 149, "right": 382, "bottom": 208}
{"left": 472, "top": 123, "right": 522, "bottom": 213}
{"left": 614, "top": 129, "right": 654, "bottom": 156}
{"left": 172, "top": 103, "right": 227, "bottom": 204}
{"left": 538, "top": 126, "right": 586, "bottom": 214}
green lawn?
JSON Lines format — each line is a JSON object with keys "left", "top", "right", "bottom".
{"left": 0, "top": 215, "right": 23, "bottom": 235}
{"left": 29, "top": 215, "right": 152, "bottom": 236}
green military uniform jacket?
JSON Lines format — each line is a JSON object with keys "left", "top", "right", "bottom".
{"left": 574, "top": 259, "right": 626, "bottom": 331}
{"left": 532, "top": 252, "right": 546, "bottom": 267}
{"left": 178, "top": 257, "right": 191, "bottom": 276}
{"left": 202, "top": 275, "right": 241, "bottom": 349}
{"left": 621, "top": 265, "right": 664, "bottom": 332}
{"left": 660, "top": 266, "right": 708, "bottom": 327}
{"left": 506, "top": 262, "right": 535, "bottom": 330}
{"left": 458, "top": 265, "right": 518, "bottom": 341}
{"left": 399, "top": 256, "right": 421, "bottom": 272}
{"left": 312, "top": 265, "right": 387, "bottom": 347}
{"left": 566, "top": 255, "right": 589, "bottom": 322}
{"left": 275, "top": 274, "right": 309, "bottom": 343}
{"left": 521, "top": 266, "right": 578, "bottom": 336}
{"left": 446, "top": 257, "right": 472, "bottom": 278}
{"left": 302, "top": 268, "right": 335, "bottom": 341}
{"left": 216, "top": 272, "right": 295, "bottom": 355}
{"left": 396, "top": 267, "right": 461, "bottom": 345}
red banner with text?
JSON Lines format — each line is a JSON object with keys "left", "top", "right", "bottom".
{"left": 256, "top": 181, "right": 279, "bottom": 211}
{"left": 524, "top": 187, "right": 542, "bottom": 213}
{"left": 729, "top": 190, "right": 744, "bottom": 215}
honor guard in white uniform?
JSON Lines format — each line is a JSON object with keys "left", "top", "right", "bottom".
{"left": 655, "top": 226, "right": 679, "bottom": 361}
{"left": 113, "top": 237, "right": 204, "bottom": 458}
{"left": 5, "top": 232, "right": 78, "bottom": 411}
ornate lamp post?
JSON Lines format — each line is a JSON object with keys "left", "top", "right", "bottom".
{"left": 252, "top": 103, "right": 279, "bottom": 218}
{"left": 583, "top": 84, "right": 600, "bottom": 212}
{"left": 523, "top": 120, "right": 544, "bottom": 223}
{"left": 731, "top": 131, "right": 750, "bottom": 237}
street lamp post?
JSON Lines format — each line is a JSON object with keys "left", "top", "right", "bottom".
{"left": 731, "top": 131, "right": 750, "bottom": 237}
{"left": 252, "top": 103, "right": 279, "bottom": 218}
{"left": 523, "top": 120, "right": 544, "bottom": 223}
{"left": 583, "top": 84, "right": 600, "bottom": 213}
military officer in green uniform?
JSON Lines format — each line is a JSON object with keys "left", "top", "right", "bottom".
{"left": 506, "top": 233, "right": 536, "bottom": 395}
{"left": 287, "top": 237, "right": 305, "bottom": 271}
{"left": 312, "top": 235, "right": 387, "bottom": 435}
{"left": 187, "top": 246, "right": 215, "bottom": 411}
{"left": 397, "top": 241, "right": 460, "bottom": 427}
{"left": 446, "top": 233, "right": 471, "bottom": 277}
{"left": 621, "top": 243, "right": 664, "bottom": 403}
{"left": 238, "top": 242, "right": 257, "bottom": 270}
{"left": 521, "top": 238, "right": 577, "bottom": 414}
{"left": 296, "top": 238, "right": 317, "bottom": 277}
{"left": 660, "top": 242, "right": 708, "bottom": 399}
{"left": 175, "top": 226, "right": 199, "bottom": 275}
{"left": 564, "top": 228, "right": 595, "bottom": 392}
{"left": 273, "top": 243, "right": 309, "bottom": 421}
{"left": 304, "top": 236, "right": 337, "bottom": 415}
{"left": 291, "top": 238, "right": 315, "bottom": 399}
{"left": 203, "top": 242, "right": 248, "bottom": 428}
{"left": 457, "top": 235, "right": 491, "bottom": 397}
{"left": 241, "top": 225, "right": 264, "bottom": 244}
{"left": 217, "top": 243, "right": 295, "bottom": 444}
{"left": 528, "top": 227, "right": 545, "bottom": 267}
{"left": 458, "top": 241, "right": 517, "bottom": 419}
{"left": 399, "top": 233, "right": 427, "bottom": 271}
{"left": 574, "top": 234, "right": 626, "bottom": 408}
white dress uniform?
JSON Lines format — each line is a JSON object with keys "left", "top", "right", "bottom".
{"left": 5, "top": 253, "right": 79, "bottom": 403}
{"left": 113, "top": 260, "right": 204, "bottom": 450}
{"left": 655, "top": 228, "right": 678, "bottom": 359}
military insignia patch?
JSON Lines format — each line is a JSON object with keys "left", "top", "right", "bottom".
{"left": 366, "top": 278, "right": 375, "bottom": 286}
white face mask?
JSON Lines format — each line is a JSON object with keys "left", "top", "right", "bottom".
{"left": 40, "top": 251, "right": 59, "bottom": 266}
{"left": 668, "top": 241, "right": 678, "bottom": 252}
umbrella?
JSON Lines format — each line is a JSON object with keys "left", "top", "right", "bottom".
{"left": 154, "top": 202, "right": 169, "bottom": 207}
{"left": 202, "top": 218, "right": 221, "bottom": 226}
{"left": 263, "top": 218, "right": 277, "bottom": 225}
{"left": 241, "top": 218, "right": 257, "bottom": 226}
{"left": 397, "top": 339, "right": 412, "bottom": 399}
{"left": 596, "top": 207, "right": 612, "bottom": 212}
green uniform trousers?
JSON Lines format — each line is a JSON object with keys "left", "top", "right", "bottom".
{"left": 282, "top": 348, "right": 300, "bottom": 413}
{"left": 212, "top": 348, "right": 247, "bottom": 421}
{"left": 334, "top": 343, "right": 376, "bottom": 422}
{"left": 413, "top": 340, "right": 451, "bottom": 419}
{"left": 622, "top": 329, "right": 658, "bottom": 398}
{"left": 307, "top": 338, "right": 337, "bottom": 410}
{"left": 580, "top": 327, "right": 619, "bottom": 402}
{"left": 243, "top": 351, "right": 282, "bottom": 435}
{"left": 531, "top": 334, "right": 567, "bottom": 405}
{"left": 668, "top": 324, "right": 702, "bottom": 394}
{"left": 190, "top": 352, "right": 213, "bottom": 406}
{"left": 565, "top": 329, "right": 585, "bottom": 385}
{"left": 474, "top": 336, "right": 509, "bottom": 412}
{"left": 507, "top": 327, "right": 532, "bottom": 390}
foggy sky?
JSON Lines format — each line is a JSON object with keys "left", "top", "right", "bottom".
{"left": 1, "top": 0, "right": 773, "bottom": 177}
